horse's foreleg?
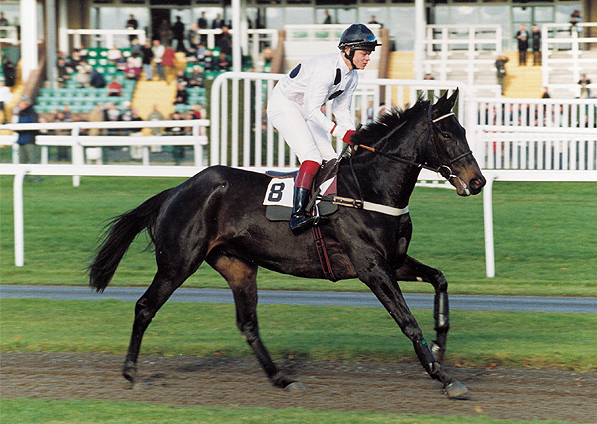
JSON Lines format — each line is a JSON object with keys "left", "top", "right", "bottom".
{"left": 209, "top": 255, "right": 302, "bottom": 391}
{"left": 395, "top": 255, "right": 450, "bottom": 363}
{"left": 360, "top": 261, "right": 467, "bottom": 398}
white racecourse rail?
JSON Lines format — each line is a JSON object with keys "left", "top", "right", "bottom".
{"left": 3, "top": 72, "right": 597, "bottom": 277}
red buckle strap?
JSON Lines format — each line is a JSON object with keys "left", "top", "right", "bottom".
{"left": 312, "top": 225, "right": 337, "bottom": 282}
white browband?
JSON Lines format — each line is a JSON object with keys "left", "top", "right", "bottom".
{"left": 432, "top": 112, "right": 455, "bottom": 123}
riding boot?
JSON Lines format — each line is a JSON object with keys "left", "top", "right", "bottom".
{"left": 290, "top": 186, "right": 317, "bottom": 233}
{"left": 289, "top": 160, "right": 320, "bottom": 233}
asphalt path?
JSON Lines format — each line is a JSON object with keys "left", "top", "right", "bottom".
{"left": 1, "top": 285, "right": 595, "bottom": 314}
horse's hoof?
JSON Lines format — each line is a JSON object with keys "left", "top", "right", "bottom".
{"left": 444, "top": 380, "right": 468, "bottom": 398}
{"left": 284, "top": 381, "right": 306, "bottom": 392}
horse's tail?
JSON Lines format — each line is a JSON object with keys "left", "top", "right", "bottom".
{"left": 88, "top": 188, "right": 174, "bottom": 293}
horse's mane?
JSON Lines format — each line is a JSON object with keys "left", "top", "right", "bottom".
{"left": 351, "top": 97, "right": 430, "bottom": 147}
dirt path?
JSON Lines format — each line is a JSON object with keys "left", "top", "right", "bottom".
{"left": 1, "top": 352, "right": 595, "bottom": 423}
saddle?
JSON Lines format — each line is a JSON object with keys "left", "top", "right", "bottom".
{"left": 264, "top": 159, "right": 339, "bottom": 221}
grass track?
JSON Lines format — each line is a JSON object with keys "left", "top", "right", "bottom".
{"left": 1, "top": 176, "right": 596, "bottom": 296}
{"left": 2, "top": 298, "right": 596, "bottom": 371}
{"left": 0, "top": 399, "right": 578, "bottom": 424}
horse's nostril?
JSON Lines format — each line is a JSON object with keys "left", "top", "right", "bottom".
{"left": 470, "top": 177, "right": 486, "bottom": 191}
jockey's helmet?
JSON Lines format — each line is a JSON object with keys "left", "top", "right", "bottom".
{"left": 338, "top": 24, "right": 381, "bottom": 52}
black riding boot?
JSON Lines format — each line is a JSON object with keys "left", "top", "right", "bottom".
{"left": 290, "top": 187, "right": 317, "bottom": 233}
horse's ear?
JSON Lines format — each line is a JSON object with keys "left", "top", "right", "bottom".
{"left": 446, "top": 88, "right": 459, "bottom": 110}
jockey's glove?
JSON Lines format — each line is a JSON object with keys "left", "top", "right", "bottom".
{"left": 331, "top": 124, "right": 356, "bottom": 145}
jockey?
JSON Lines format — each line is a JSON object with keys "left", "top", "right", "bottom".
{"left": 267, "top": 23, "right": 381, "bottom": 233}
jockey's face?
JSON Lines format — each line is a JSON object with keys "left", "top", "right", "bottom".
{"left": 351, "top": 49, "right": 372, "bottom": 70}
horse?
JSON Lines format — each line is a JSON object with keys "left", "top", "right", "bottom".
{"left": 89, "top": 89, "right": 486, "bottom": 398}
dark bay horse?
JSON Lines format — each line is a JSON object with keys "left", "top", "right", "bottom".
{"left": 89, "top": 89, "right": 485, "bottom": 398}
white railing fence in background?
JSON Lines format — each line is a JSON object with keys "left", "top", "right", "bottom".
{"left": 209, "top": 72, "right": 476, "bottom": 170}
{"left": 3, "top": 119, "right": 209, "bottom": 186}
{"left": 542, "top": 22, "right": 597, "bottom": 98}
{"left": 425, "top": 24, "right": 502, "bottom": 87}
{"left": 476, "top": 97, "right": 597, "bottom": 171}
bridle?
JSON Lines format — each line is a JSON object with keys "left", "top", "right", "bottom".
{"left": 353, "top": 106, "right": 473, "bottom": 182}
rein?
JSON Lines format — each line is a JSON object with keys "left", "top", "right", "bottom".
{"left": 354, "top": 110, "right": 472, "bottom": 180}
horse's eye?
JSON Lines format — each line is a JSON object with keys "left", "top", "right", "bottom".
{"left": 442, "top": 132, "right": 451, "bottom": 139}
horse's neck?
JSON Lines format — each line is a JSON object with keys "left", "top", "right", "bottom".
{"left": 339, "top": 118, "right": 428, "bottom": 209}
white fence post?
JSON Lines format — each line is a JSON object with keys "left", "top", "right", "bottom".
{"left": 13, "top": 168, "right": 27, "bottom": 267}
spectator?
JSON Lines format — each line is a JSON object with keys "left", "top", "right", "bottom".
{"left": 198, "top": 12, "right": 208, "bottom": 30}
{"left": 495, "top": 54, "right": 509, "bottom": 95}
{"left": 87, "top": 103, "right": 104, "bottom": 136}
{"left": 188, "top": 65, "right": 204, "bottom": 88}
{"left": 140, "top": 40, "right": 154, "bottom": 81}
{"left": 0, "top": 12, "right": 9, "bottom": 39}
{"left": 195, "top": 44, "right": 207, "bottom": 62}
{"left": 188, "top": 103, "right": 205, "bottom": 120}
{"left": 1, "top": 79, "right": 13, "bottom": 123}
{"left": 52, "top": 109, "right": 70, "bottom": 160}
{"left": 107, "top": 45, "right": 123, "bottom": 66}
{"left": 322, "top": 10, "right": 332, "bottom": 25}
{"left": 125, "top": 53, "right": 142, "bottom": 80}
{"left": 578, "top": 74, "right": 591, "bottom": 99}
{"left": 167, "top": 111, "right": 186, "bottom": 165}
{"left": 541, "top": 87, "right": 551, "bottom": 99}
{"left": 175, "top": 69, "right": 190, "bottom": 86}
{"left": 570, "top": 10, "right": 581, "bottom": 35}
{"left": 424, "top": 73, "right": 434, "bottom": 80}
{"left": 2, "top": 57, "right": 16, "bottom": 87}
{"left": 215, "top": 26, "right": 232, "bottom": 57}
{"left": 162, "top": 44, "right": 177, "bottom": 84}
{"left": 56, "top": 58, "right": 70, "bottom": 87}
{"left": 107, "top": 77, "right": 123, "bottom": 97}
{"left": 203, "top": 49, "right": 214, "bottom": 71}
{"left": 146, "top": 103, "right": 164, "bottom": 135}
{"left": 152, "top": 39, "right": 166, "bottom": 81}
{"left": 126, "top": 14, "right": 138, "bottom": 45}
{"left": 187, "top": 23, "right": 200, "bottom": 54}
{"left": 73, "top": 44, "right": 89, "bottom": 63}
{"left": 197, "top": 12, "right": 208, "bottom": 45}
{"left": 75, "top": 67, "right": 90, "bottom": 88}
{"left": 14, "top": 96, "right": 41, "bottom": 179}
{"left": 212, "top": 14, "right": 224, "bottom": 29}
{"left": 218, "top": 54, "right": 230, "bottom": 71}
{"left": 131, "top": 37, "right": 143, "bottom": 57}
{"left": 174, "top": 82, "right": 189, "bottom": 105}
{"left": 515, "top": 24, "right": 529, "bottom": 66}
{"left": 172, "top": 16, "right": 186, "bottom": 53}
{"left": 106, "top": 103, "right": 121, "bottom": 135}
{"left": 531, "top": 25, "right": 541, "bottom": 66}
{"left": 158, "top": 18, "right": 172, "bottom": 47}
{"left": 62, "top": 104, "right": 73, "bottom": 122}
{"left": 368, "top": 16, "right": 380, "bottom": 26}
{"left": 88, "top": 66, "right": 107, "bottom": 88}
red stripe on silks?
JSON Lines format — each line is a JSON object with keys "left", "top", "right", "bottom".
{"left": 295, "top": 160, "right": 320, "bottom": 189}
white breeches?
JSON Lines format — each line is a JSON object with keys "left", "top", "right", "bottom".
{"left": 267, "top": 89, "right": 337, "bottom": 164}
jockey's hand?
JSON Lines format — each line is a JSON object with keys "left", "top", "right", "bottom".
{"left": 331, "top": 125, "right": 356, "bottom": 145}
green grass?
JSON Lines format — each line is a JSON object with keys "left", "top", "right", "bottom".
{"left": 1, "top": 399, "right": 575, "bottom": 424}
{"left": 1, "top": 176, "right": 596, "bottom": 296}
{"left": 2, "top": 298, "right": 596, "bottom": 371}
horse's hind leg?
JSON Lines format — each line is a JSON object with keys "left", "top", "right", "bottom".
{"left": 395, "top": 255, "right": 450, "bottom": 363}
{"left": 208, "top": 254, "right": 301, "bottom": 390}
{"left": 123, "top": 270, "right": 189, "bottom": 385}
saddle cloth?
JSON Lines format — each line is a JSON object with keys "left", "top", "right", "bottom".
{"left": 263, "top": 160, "right": 339, "bottom": 221}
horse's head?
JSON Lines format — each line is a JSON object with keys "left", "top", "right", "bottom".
{"left": 428, "top": 89, "right": 486, "bottom": 196}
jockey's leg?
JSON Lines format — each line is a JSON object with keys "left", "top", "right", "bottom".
{"left": 290, "top": 160, "right": 319, "bottom": 233}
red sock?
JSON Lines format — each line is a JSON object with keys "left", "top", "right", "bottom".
{"left": 295, "top": 160, "right": 320, "bottom": 189}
